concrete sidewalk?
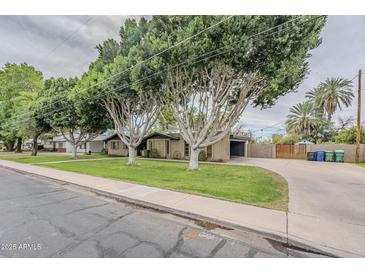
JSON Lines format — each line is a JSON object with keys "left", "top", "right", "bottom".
{"left": 0, "top": 159, "right": 343, "bottom": 257}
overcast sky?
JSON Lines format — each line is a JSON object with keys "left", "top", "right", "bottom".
{"left": 1, "top": 15, "right": 364, "bottom": 138}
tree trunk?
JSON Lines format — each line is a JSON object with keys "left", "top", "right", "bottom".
{"left": 327, "top": 112, "right": 332, "bottom": 121}
{"left": 188, "top": 147, "right": 200, "bottom": 170}
{"left": 16, "top": 137, "right": 22, "bottom": 153}
{"left": 72, "top": 144, "right": 77, "bottom": 158}
{"left": 5, "top": 141, "right": 15, "bottom": 151}
{"left": 31, "top": 133, "right": 40, "bottom": 156}
{"left": 128, "top": 146, "right": 137, "bottom": 165}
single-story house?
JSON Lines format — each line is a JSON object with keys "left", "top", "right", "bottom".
{"left": 21, "top": 138, "right": 42, "bottom": 150}
{"left": 53, "top": 133, "right": 113, "bottom": 153}
{"left": 105, "top": 132, "right": 249, "bottom": 161}
{"left": 104, "top": 133, "right": 129, "bottom": 156}
{"left": 43, "top": 134, "right": 55, "bottom": 151}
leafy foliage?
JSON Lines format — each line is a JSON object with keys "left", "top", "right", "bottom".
{"left": 43, "top": 77, "right": 107, "bottom": 140}
{"left": 138, "top": 15, "right": 326, "bottom": 108}
{"left": 272, "top": 134, "right": 300, "bottom": 144}
{"left": 306, "top": 77, "right": 354, "bottom": 121}
{"left": 335, "top": 126, "right": 365, "bottom": 144}
{"left": 286, "top": 101, "right": 323, "bottom": 137}
{"left": 0, "top": 63, "right": 44, "bottom": 150}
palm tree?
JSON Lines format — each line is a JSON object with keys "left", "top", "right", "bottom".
{"left": 306, "top": 77, "right": 353, "bottom": 121}
{"left": 286, "top": 101, "right": 322, "bottom": 137}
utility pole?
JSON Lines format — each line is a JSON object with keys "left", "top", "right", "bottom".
{"left": 355, "top": 69, "right": 362, "bottom": 163}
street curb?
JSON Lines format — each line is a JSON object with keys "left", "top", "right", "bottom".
{"left": 1, "top": 163, "right": 337, "bottom": 257}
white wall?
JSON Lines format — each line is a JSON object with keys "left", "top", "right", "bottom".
{"left": 89, "top": 141, "right": 104, "bottom": 153}
{"left": 65, "top": 141, "right": 104, "bottom": 153}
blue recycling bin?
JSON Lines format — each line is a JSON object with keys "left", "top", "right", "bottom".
{"left": 316, "top": 151, "right": 325, "bottom": 161}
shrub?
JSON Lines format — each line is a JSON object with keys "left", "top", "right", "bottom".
{"left": 335, "top": 126, "right": 365, "bottom": 144}
{"left": 142, "top": 149, "right": 151, "bottom": 158}
{"left": 198, "top": 150, "right": 207, "bottom": 161}
{"left": 150, "top": 149, "right": 161, "bottom": 158}
{"left": 172, "top": 151, "right": 182, "bottom": 159}
{"left": 101, "top": 148, "right": 108, "bottom": 155}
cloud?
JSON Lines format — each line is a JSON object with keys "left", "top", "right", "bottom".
{"left": 0, "top": 15, "right": 135, "bottom": 78}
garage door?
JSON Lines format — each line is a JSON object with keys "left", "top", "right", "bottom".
{"left": 230, "top": 141, "right": 245, "bottom": 157}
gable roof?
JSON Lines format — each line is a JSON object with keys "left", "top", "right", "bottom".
{"left": 104, "top": 131, "right": 250, "bottom": 143}
{"left": 53, "top": 132, "right": 115, "bottom": 143}
{"left": 145, "top": 132, "right": 180, "bottom": 140}
{"left": 230, "top": 134, "right": 250, "bottom": 141}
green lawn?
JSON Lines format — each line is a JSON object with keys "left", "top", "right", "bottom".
{"left": 0, "top": 153, "right": 109, "bottom": 163}
{"left": 40, "top": 158, "right": 288, "bottom": 211}
{"left": 356, "top": 163, "right": 365, "bottom": 168}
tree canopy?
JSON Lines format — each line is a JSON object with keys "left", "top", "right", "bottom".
{"left": 132, "top": 15, "right": 327, "bottom": 107}
{"left": 0, "top": 63, "right": 44, "bottom": 150}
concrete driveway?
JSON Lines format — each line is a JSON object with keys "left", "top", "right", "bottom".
{"left": 229, "top": 157, "right": 365, "bottom": 257}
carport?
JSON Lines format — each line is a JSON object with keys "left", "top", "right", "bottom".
{"left": 229, "top": 135, "right": 248, "bottom": 157}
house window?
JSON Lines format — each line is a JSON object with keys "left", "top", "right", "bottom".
{"left": 111, "top": 141, "right": 119, "bottom": 150}
{"left": 184, "top": 141, "right": 189, "bottom": 157}
{"left": 58, "top": 142, "right": 63, "bottom": 149}
{"left": 148, "top": 140, "right": 153, "bottom": 150}
{"left": 79, "top": 143, "right": 86, "bottom": 149}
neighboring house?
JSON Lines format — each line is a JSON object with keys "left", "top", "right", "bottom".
{"left": 104, "top": 134, "right": 129, "bottom": 156}
{"left": 106, "top": 132, "right": 249, "bottom": 161}
{"left": 53, "top": 133, "right": 113, "bottom": 153}
{"left": 22, "top": 139, "right": 42, "bottom": 150}
{"left": 43, "top": 135, "right": 55, "bottom": 151}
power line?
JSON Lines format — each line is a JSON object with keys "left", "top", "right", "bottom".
{"left": 41, "top": 16, "right": 94, "bottom": 61}
{"left": 250, "top": 121, "right": 286, "bottom": 133}
{"left": 15, "top": 15, "right": 234, "bottom": 118}
{"left": 11, "top": 15, "right": 325, "bottom": 123}
{"left": 11, "top": 16, "right": 324, "bottom": 123}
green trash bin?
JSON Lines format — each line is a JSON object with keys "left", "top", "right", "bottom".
{"left": 325, "top": 151, "right": 335, "bottom": 162}
{"left": 335, "top": 150, "right": 345, "bottom": 162}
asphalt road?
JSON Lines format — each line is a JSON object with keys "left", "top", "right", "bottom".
{"left": 0, "top": 167, "right": 319, "bottom": 258}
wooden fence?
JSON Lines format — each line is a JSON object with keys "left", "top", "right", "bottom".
{"left": 276, "top": 144, "right": 307, "bottom": 159}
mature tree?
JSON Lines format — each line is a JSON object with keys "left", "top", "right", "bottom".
{"left": 11, "top": 88, "right": 51, "bottom": 155}
{"left": 336, "top": 126, "right": 365, "bottom": 144}
{"left": 133, "top": 15, "right": 325, "bottom": 168}
{"left": 90, "top": 15, "right": 326, "bottom": 168}
{"left": 165, "top": 63, "right": 261, "bottom": 169}
{"left": 308, "top": 120, "right": 336, "bottom": 144}
{"left": 44, "top": 77, "right": 106, "bottom": 158}
{"left": 286, "top": 101, "right": 322, "bottom": 138}
{"left": 141, "top": 15, "right": 326, "bottom": 107}
{"left": 78, "top": 17, "right": 159, "bottom": 164}
{"left": 103, "top": 92, "right": 160, "bottom": 165}
{"left": 306, "top": 78, "right": 354, "bottom": 121}
{"left": 0, "top": 63, "right": 44, "bottom": 152}
{"left": 100, "top": 53, "right": 160, "bottom": 165}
